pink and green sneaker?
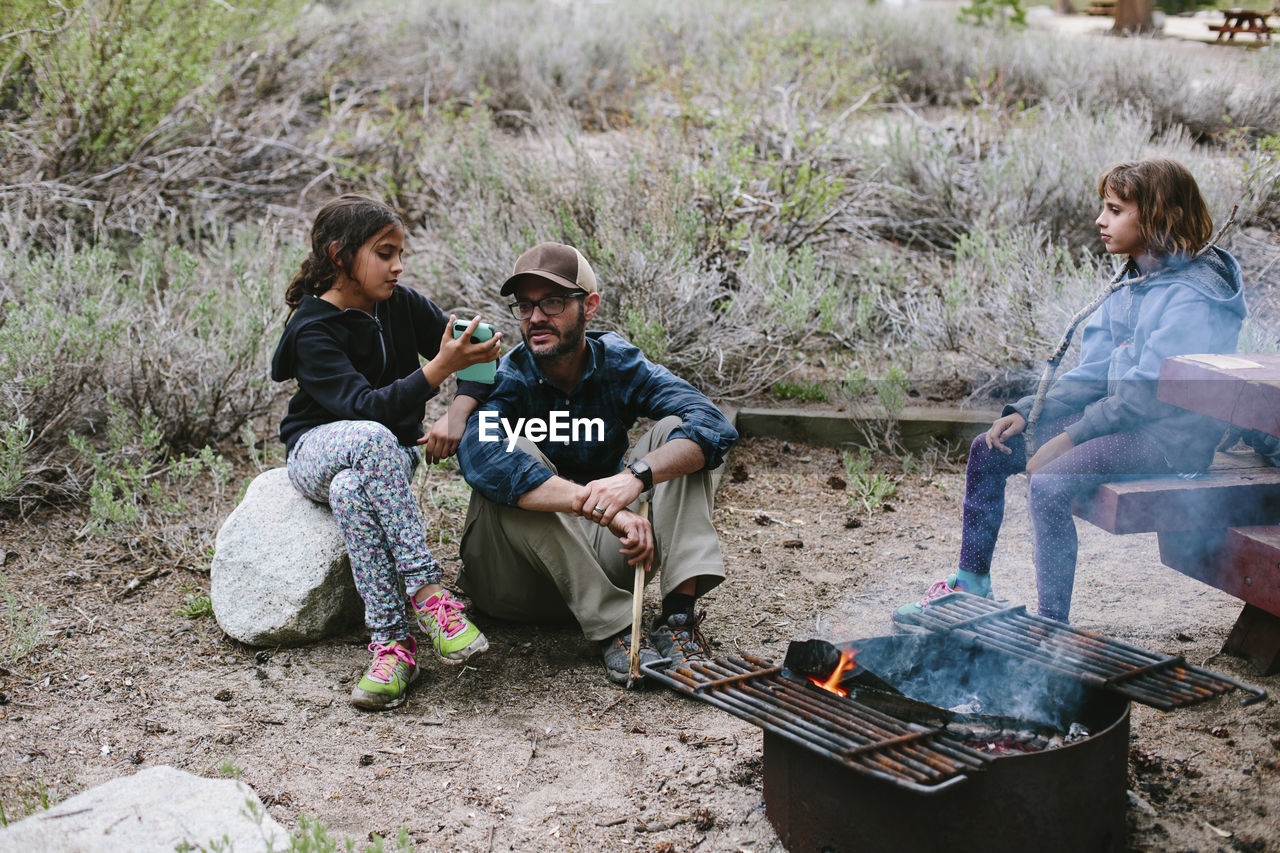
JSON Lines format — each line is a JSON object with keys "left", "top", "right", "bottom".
{"left": 892, "top": 570, "right": 993, "bottom": 627}
{"left": 411, "top": 589, "right": 488, "bottom": 664}
{"left": 351, "top": 637, "right": 420, "bottom": 711}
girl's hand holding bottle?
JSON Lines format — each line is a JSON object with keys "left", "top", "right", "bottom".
{"left": 422, "top": 315, "right": 502, "bottom": 388}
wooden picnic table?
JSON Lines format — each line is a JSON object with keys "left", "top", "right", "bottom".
{"left": 1157, "top": 353, "right": 1280, "bottom": 673}
{"left": 1073, "top": 353, "right": 1280, "bottom": 674}
{"left": 1157, "top": 351, "right": 1280, "bottom": 439}
{"left": 1207, "top": 8, "right": 1274, "bottom": 42}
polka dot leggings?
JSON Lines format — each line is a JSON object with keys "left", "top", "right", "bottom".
{"left": 958, "top": 417, "right": 1172, "bottom": 622}
{"left": 287, "top": 420, "right": 442, "bottom": 644}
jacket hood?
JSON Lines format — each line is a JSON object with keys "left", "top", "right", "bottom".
{"left": 270, "top": 295, "right": 378, "bottom": 382}
{"left": 1139, "top": 246, "right": 1246, "bottom": 320}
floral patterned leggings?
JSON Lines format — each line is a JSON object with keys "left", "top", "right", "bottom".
{"left": 287, "top": 420, "right": 442, "bottom": 644}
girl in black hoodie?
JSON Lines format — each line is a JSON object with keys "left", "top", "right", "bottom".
{"left": 271, "top": 195, "right": 499, "bottom": 710}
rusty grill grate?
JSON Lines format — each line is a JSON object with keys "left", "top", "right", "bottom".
{"left": 641, "top": 654, "right": 992, "bottom": 794}
{"left": 901, "top": 592, "right": 1267, "bottom": 710}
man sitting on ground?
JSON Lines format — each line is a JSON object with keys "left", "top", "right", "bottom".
{"left": 456, "top": 242, "right": 737, "bottom": 686}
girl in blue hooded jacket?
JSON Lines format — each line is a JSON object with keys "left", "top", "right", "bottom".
{"left": 895, "top": 157, "right": 1246, "bottom": 625}
{"left": 271, "top": 194, "right": 501, "bottom": 710}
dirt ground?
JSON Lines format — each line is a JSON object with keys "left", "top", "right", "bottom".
{"left": 2, "top": 431, "right": 1278, "bottom": 852}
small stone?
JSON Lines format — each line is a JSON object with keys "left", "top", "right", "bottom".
{"left": 358, "top": 754, "right": 374, "bottom": 766}
{"left": 213, "top": 688, "right": 232, "bottom": 702}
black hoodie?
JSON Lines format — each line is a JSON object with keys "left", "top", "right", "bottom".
{"left": 270, "top": 286, "right": 490, "bottom": 455}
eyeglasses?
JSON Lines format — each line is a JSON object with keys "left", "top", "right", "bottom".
{"left": 508, "top": 292, "right": 586, "bottom": 320}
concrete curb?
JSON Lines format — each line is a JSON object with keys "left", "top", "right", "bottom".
{"left": 731, "top": 405, "right": 1000, "bottom": 455}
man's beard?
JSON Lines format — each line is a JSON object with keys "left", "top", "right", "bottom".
{"left": 523, "top": 309, "right": 586, "bottom": 362}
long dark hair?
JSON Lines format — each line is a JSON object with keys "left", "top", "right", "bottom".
{"left": 1097, "top": 158, "right": 1213, "bottom": 259}
{"left": 284, "top": 194, "right": 401, "bottom": 312}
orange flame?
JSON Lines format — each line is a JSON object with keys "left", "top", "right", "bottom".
{"left": 806, "top": 646, "right": 857, "bottom": 697}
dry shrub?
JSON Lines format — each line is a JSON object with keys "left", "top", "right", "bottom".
{"left": 0, "top": 0, "right": 1276, "bottom": 484}
{"left": 409, "top": 112, "right": 806, "bottom": 399}
{"left": 0, "top": 224, "right": 289, "bottom": 510}
{"left": 857, "top": 8, "right": 1280, "bottom": 141}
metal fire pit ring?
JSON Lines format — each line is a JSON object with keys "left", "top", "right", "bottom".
{"left": 644, "top": 631, "right": 1134, "bottom": 853}
{"left": 762, "top": 690, "right": 1130, "bottom": 853}
{"left": 765, "top": 631, "right": 1133, "bottom": 853}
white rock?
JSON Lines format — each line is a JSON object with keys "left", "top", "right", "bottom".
{"left": 211, "top": 467, "right": 361, "bottom": 646}
{"left": 0, "top": 766, "right": 289, "bottom": 852}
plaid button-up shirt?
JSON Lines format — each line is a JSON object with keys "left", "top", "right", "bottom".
{"left": 458, "top": 331, "right": 737, "bottom": 506}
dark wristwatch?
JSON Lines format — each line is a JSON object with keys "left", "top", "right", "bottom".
{"left": 628, "top": 459, "right": 654, "bottom": 492}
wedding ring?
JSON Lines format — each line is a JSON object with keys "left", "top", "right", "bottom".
{"left": 593, "top": 506, "right": 605, "bottom": 514}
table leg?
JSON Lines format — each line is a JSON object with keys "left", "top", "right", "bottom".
{"left": 1223, "top": 603, "right": 1280, "bottom": 676}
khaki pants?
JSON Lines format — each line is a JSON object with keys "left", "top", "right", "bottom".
{"left": 457, "top": 416, "right": 725, "bottom": 641}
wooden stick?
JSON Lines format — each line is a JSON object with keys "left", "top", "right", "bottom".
{"left": 627, "top": 500, "right": 651, "bottom": 687}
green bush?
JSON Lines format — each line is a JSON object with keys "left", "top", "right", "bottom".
{"left": 842, "top": 448, "right": 898, "bottom": 514}
{"left": 0, "top": 225, "right": 286, "bottom": 513}
{"left": 774, "top": 380, "right": 831, "bottom": 403}
{"left": 959, "top": 0, "right": 1028, "bottom": 28}
{"left": 68, "top": 398, "right": 233, "bottom": 546}
{"left": 0, "top": 0, "right": 300, "bottom": 173}
{"left": 176, "top": 591, "right": 213, "bottom": 620}
{"left": 0, "top": 242, "right": 125, "bottom": 504}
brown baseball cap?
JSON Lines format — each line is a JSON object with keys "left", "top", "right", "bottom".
{"left": 499, "top": 242, "right": 598, "bottom": 296}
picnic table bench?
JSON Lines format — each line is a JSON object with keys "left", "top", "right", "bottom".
{"left": 1207, "top": 9, "right": 1274, "bottom": 42}
{"left": 1073, "top": 353, "right": 1280, "bottom": 674}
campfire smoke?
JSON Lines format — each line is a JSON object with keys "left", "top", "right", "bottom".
{"left": 852, "top": 631, "right": 1085, "bottom": 731}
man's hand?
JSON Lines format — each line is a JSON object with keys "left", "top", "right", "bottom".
{"left": 1026, "top": 432, "right": 1074, "bottom": 476}
{"left": 417, "top": 395, "right": 481, "bottom": 464}
{"left": 574, "top": 470, "right": 645, "bottom": 527}
{"left": 985, "top": 412, "right": 1027, "bottom": 454}
{"left": 608, "top": 508, "right": 654, "bottom": 573}
{"left": 418, "top": 411, "right": 462, "bottom": 464}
